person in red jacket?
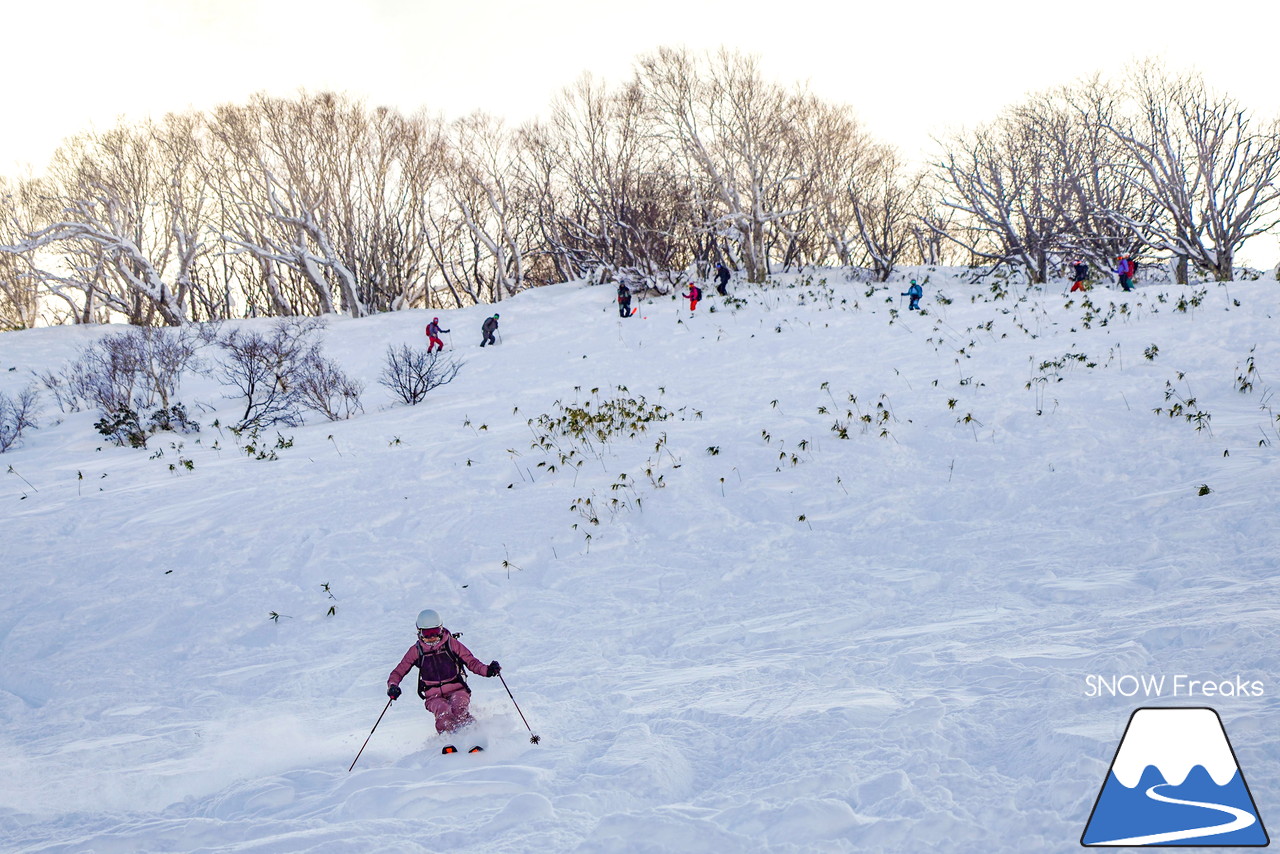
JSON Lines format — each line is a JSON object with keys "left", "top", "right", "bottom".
{"left": 425, "top": 318, "right": 449, "bottom": 353}
{"left": 387, "top": 609, "right": 500, "bottom": 734}
{"left": 682, "top": 282, "right": 701, "bottom": 312}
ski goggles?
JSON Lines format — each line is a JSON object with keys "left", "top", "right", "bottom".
{"left": 419, "top": 627, "right": 444, "bottom": 640}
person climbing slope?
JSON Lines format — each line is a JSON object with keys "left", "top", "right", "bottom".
{"left": 387, "top": 609, "right": 500, "bottom": 735}
{"left": 1070, "top": 260, "right": 1088, "bottom": 293}
{"left": 1115, "top": 255, "right": 1135, "bottom": 292}
{"left": 682, "top": 282, "right": 701, "bottom": 313}
{"left": 425, "top": 317, "right": 450, "bottom": 353}
{"left": 902, "top": 279, "right": 923, "bottom": 311}
{"left": 480, "top": 313, "right": 500, "bottom": 347}
{"left": 714, "top": 263, "right": 731, "bottom": 296}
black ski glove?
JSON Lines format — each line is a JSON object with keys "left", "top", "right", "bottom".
{"left": 388, "top": 684, "right": 402, "bottom": 699}
{"left": 487, "top": 661, "right": 501, "bottom": 677}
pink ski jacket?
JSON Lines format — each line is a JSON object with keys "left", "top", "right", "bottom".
{"left": 388, "top": 630, "right": 493, "bottom": 698}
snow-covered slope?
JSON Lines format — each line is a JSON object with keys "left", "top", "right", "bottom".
{"left": 2, "top": 268, "right": 1278, "bottom": 852}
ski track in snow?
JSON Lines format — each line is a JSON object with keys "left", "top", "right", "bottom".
{"left": 1094, "top": 782, "right": 1256, "bottom": 845}
{"left": 2, "top": 270, "right": 1280, "bottom": 852}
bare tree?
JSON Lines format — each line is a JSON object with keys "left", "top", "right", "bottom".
{"left": 932, "top": 100, "right": 1083, "bottom": 283}
{"left": 207, "top": 93, "right": 447, "bottom": 317}
{"left": 521, "top": 75, "right": 695, "bottom": 287}
{"left": 774, "top": 95, "right": 868, "bottom": 270}
{"left": 1043, "top": 78, "right": 1154, "bottom": 275}
{"left": 439, "top": 112, "right": 532, "bottom": 303}
{"left": 357, "top": 108, "right": 447, "bottom": 311}
{"left": 209, "top": 94, "right": 365, "bottom": 317}
{"left": 1, "top": 117, "right": 218, "bottom": 326}
{"left": 1104, "top": 64, "right": 1280, "bottom": 281}
{"left": 910, "top": 189, "right": 959, "bottom": 266}
{"left": 637, "top": 47, "right": 812, "bottom": 283}
{"left": 0, "top": 176, "right": 47, "bottom": 329}
{"left": 849, "top": 146, "right": 921, "bottom": 280}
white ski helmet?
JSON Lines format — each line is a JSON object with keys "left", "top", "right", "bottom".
{"left": 416, "top": 608, "right": 442, "bottom": 630}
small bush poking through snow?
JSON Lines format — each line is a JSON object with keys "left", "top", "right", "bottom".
{"left": 378, "top": 344, "right": 462, "bottom": 405}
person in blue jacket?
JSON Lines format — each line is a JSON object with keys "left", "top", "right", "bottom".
{"left": 902, "top": 279, "right": 923, "bottom": 310}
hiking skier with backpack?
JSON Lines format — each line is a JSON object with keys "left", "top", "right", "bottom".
{"left": 387, "top": 609, "right": 500, "bottom": 734}
{"left": 617, "top": 283, "right": 633, "bottom": 317}
{"left": 682, "top": 282, "right": 702, "bottom": 313}
{"left": 902, "top": 279, "right": 923, "bottom": 311}
{"left": 425, "top": 317, "right": 450, "bottom": 353}
{"left": 714, "top": 263, "right": 731, "bottom": 296}
{"left": 1070, "top": 259, "right": 1088, "bottom": 293}
{"left": 1115, "top": 255, "right": 1136, "bottom": 291}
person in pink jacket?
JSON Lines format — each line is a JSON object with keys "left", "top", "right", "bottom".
{"left": 387, "top": 609, "right": 500, "bottom": 734}
{"left": 425, "top": 317, "right": 450, "bottom": 353}
{"left": 682, "top": 282, "right": 701, "bottom": 312}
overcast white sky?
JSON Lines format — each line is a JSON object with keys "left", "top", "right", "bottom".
{"left": 3, "top": 0, "right": 1278, "bottom": 260}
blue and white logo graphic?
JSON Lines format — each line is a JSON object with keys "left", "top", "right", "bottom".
{"left": 1082, "top": 707, "right": 1269, "bottom": 847}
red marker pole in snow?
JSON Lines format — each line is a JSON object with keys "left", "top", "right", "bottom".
{"left": 499, "top": 674, "right": 541, "bottom": 744}
{"left": 348, "top": 697, "right": 394, "bottom": 772}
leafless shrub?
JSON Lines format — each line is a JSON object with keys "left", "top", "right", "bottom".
{"left": 296, "top": 352, "right": 364, "bottom": 421}
{"left": 77, "top": 325, "right": 209, "bottom": 448}
{"left": 130, "top": 326, "right": 208, "bottom": 409}
{"left": 79, "top": 332, "right": 149, "bottom": 414}
{"left": 57, "top": 326, "right": 207, "bottom": 419}
{"left": 379, "top": 344, "right": 461, "bottom": 405}
{"left": 37, "top": 363, "right": 94, "bottom": 413}
{"left": 0, "top": 386, "right": 38, "bottom": 452}
{"left": 216, "top": 317, "right": 325, "bottom": 430}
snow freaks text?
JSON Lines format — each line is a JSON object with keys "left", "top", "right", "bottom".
{"left": 1084, "top": 675, "right": 1265, "bottom": 699}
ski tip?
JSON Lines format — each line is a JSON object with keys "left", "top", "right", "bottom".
{"left": 468, "top": 745, "right": 485, "bottom": 753}
{"left": 441, "top": 745, "right": 458, "bottom": 754}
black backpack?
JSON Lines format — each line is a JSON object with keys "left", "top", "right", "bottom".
{"left": 415, "top": 633, "right": 468, "bottom": 698}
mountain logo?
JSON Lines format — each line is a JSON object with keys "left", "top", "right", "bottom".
{"left": 1081, "top": 707, "right": 1269, "bottom": 847}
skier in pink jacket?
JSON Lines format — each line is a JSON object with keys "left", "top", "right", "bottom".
{"left": 387, "top": 609, "right": 500, "bottom": 734}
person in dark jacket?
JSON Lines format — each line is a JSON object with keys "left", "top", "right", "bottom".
{"left": 1070, "top": 260, "right": 1088, "bottom": 293}
{"left": 387, "top": 609, "right": 500, "bottom": 734}
{"left": 480, "top": 313, "right": 499, "bottom": 347}
{"left": 426, "top": 317, "right": 450, "bottom": 353}
{"left": 714, "top": 263, "right": 731, "bottom": 296}
{"left": 617, "top": 284, "right": 632, "bottom": 317}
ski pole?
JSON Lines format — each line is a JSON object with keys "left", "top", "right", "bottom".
{"left": 348, "top": 697, "right": 394, "bottom": 772}
{"left": 498, "top": 673, "right": 540, "bottom": 744}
